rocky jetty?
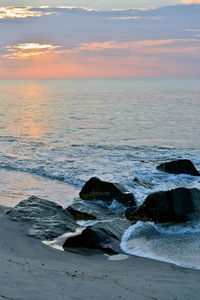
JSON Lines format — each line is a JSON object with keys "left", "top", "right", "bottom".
{"left": 157, "top": 159, "right": 200, "bottom": 176}
{"left": 79, "top": 177, "right": 136, "bottom": 207}
{"left": 63, "top": 219, "right": 131, "bottom": 254}
{"left": 6, "top": 171, "right": 200, "bottom": 255}
{"left": 7, "top": 196, "right": 79, "bottom": 240}
{"left": 126, "top": 187, "right": 200, "bottom": 223}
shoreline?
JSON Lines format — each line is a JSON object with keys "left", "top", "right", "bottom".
{"left": 0, "top": 205, "right": 200, "bottom": 300}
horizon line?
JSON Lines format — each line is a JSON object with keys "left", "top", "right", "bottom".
{"left": 0, "top": 76, "right": 199, "bottom": 80}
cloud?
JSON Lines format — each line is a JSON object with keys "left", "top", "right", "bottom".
{"left": 3, "top": 38, "right": 200, "bottom": 61}
{"left": 107, "top": 16, "right": 161, "bottom": 20}
{"left": 0, "top": 4, "right": 200, "bottom": 78}
{"left": 0, "top": 1, "right": 183, "bottom": 11}
{"left": 181, "top": 0, "right": 200, "bottom": 3}
{"left": 0, "top": 6, "right": 99, "bottom": 21}
{"left": 0, "top": 6, "right": 58, "bottom": 19}
{"left": 56, "top": 6, "right": 97, "bottom": 11}
{"left": 108, "top": 16, "right": 141, "bottom": 20}
{"left": 111, "top": 7, "right": 156, "bottom": 11}
{"left": 75, "top": 39, "right": 200, "bottom": 53}
{"left": 2, "top": 43, "right": 60, "bottom": 59}
{"left": 187, "top": 29, "right": 200, "bottom": 32}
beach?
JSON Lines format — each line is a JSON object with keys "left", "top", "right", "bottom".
{"left": 1, "top": 204, "right": 200, "bottom": 300}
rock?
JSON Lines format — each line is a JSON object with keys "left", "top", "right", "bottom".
{"left": 125, "top": 206, "right": 138, "bottom": 219}
{"left": 63, "top": 219, "right": 131, "bottom": 254}
{"left": 66, "top": 200, "right": 114, "bottom": 221}
{"left": 133, "top": 177, "right": 155, "bottom": 189}
{"left": 79, "top": 177, "right": 136, "bottom": 207}
{"left": 67, "top": 202, "right": 97, "bottom": 220}
{"left": 126, "top": 188, "right": 200, "bottom": 223}
{"left": 7, "top": 196, "right": 79, "bottom": 240}
{"left": 157, "top": 159, "right": 200, "bottom": 176}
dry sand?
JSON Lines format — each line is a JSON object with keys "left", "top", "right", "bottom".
{"left": 0, "top": 205, "right": 200, "bottom": 300}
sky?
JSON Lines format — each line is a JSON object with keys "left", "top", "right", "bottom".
{"left": 0, "top": 1, "right": 200, "bottom": 78}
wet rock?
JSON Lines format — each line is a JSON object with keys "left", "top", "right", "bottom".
{"left": 63, "top": 219, "right": 131, "bottom": 254}
{"left": 126, "top": 188, "right": 200, "bottom": 223}
{"left": 66, "top": 199, "right": 127, "bottom": 221}
{"left": 79, "top": 177, "right": 136, "bottom": 207}
{"left": 125, "top": 206, "right": 138, "bottom": 219}
{"left": 133, "top": 177, "right": 155, "bottom": 189}
{"left": 67, "top": 202, "right": 97, "bottom": 220}
{"left": 156, "top": 159, "right": 200, "bottom": 176}
{"left": 7, "top": 196, "right": 79, "bottom": 240}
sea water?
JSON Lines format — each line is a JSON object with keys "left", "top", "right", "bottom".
{"left": 1, "top": 78, "right": 200, "bottom": 269}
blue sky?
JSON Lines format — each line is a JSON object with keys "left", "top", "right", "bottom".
{"left": 0, "top": 0, "right": 198, "bottom": 10}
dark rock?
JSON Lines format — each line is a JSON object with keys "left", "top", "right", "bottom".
{"left": 125, "top": 206, "right": 138, "bottom": 219}
{"left": 67, "top": 202, "right": 97, "bottom": 220}
{"left": 66, "top": 200, "right": 114, "bottom": 221}
{"left": 63, "top": 219, "right": 131, "bottom": 254}
{"left": 79, "top": 177, "right": 136, "bottom": 207}
{"left": 133, "top": 177, "right": 155, "bottom": 189}
{"left": 126, "top": 188, "right": 200, "bottom": 223}
{"left": 157, "top": 159, "right": 200, "bottom": 176}
{"left": 7, "top": 196, "right": 79, "bottom": 240}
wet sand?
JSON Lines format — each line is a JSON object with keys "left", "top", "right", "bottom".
{"left": 0, "top": 205, "right": 199, "bottom": 300}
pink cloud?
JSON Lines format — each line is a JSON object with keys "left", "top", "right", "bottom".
{"left": 181, "top": 0, "right": 200, "bottom": 3}
{"left": 75, "top": 39, "right": 200, "bottom": 53}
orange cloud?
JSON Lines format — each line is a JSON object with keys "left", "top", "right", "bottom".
{"left": 0, "top": 6, "right": 57, "bottom": 19}
{"left": 111, "top": 7, "right": 156, "bottom": 12}
{"left": 56, "top": 6, "right": 97, "bottom": 12}
{"left": 187, "top": 29, "right": 200, "bottom": 32}
{"left": 181, "top": 0, "right": 200, "bottom": 3}
{"left": 2, "top": 43, "right": 61, "bottom": 60}
{"left": 108, "top": 16, "right": 141, "bottom": 20}
{"left": 76, "top": 39, "right": 200, "bottom": 53}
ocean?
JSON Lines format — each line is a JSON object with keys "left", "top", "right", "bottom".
{"left": 1, "top": 78, "right": 200, "bottom": 269}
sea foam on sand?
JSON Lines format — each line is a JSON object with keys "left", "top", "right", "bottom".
{"left": 0, "top": 204, "right": 200, "bottom": 300}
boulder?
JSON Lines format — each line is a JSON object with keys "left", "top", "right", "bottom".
{"left": 7, "top": 196, "right": 79, "bottom": 240}
{"left": 66, "top": 200, "right": 115, "bottom": 221}
{"left": 157, "top": 159, "right": 200, "bottom": 176}
{"left": 125, "top": 206, "right": 138, "bottom": 219}
{"left": 79, "top": 177, "right": 136, "bottom": 207}
{"left": 63, "top": 219, "right": 131, "bottom": 254}
{"left": 67, "top": 202, "right": 96, "bottom": 220}
{"left": 133, "top": 177, "right": 155, "bottom": 189}
{"left": 126, "top": 188, "right": 200, "bottom": 223}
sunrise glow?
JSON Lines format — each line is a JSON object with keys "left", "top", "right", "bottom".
{"left": 0, "top": 2, "right": 200, "bottom": 78}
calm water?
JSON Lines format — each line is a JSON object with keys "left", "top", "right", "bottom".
{"left": 1, "top": 78, "right": 200, "bottom": 269}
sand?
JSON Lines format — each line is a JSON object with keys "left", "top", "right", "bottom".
{"left": 0, "top": 205, "right": 200, "bottom": 300}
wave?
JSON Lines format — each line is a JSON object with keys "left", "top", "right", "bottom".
{"left": 121, "top": 221, "right": 200, "bottom": 270}
{"left": 0, "top": 163, "right": 84, "bottom": 187}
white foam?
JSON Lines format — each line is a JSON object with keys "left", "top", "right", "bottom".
{"left": 121, "top": 221, "right": 200, "bottom": 270}
{"left": 107, "top": 254, "right": 129, "bottom": 261}
{"left": 43, "top": 228, "right": 84, "bottom": 251}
